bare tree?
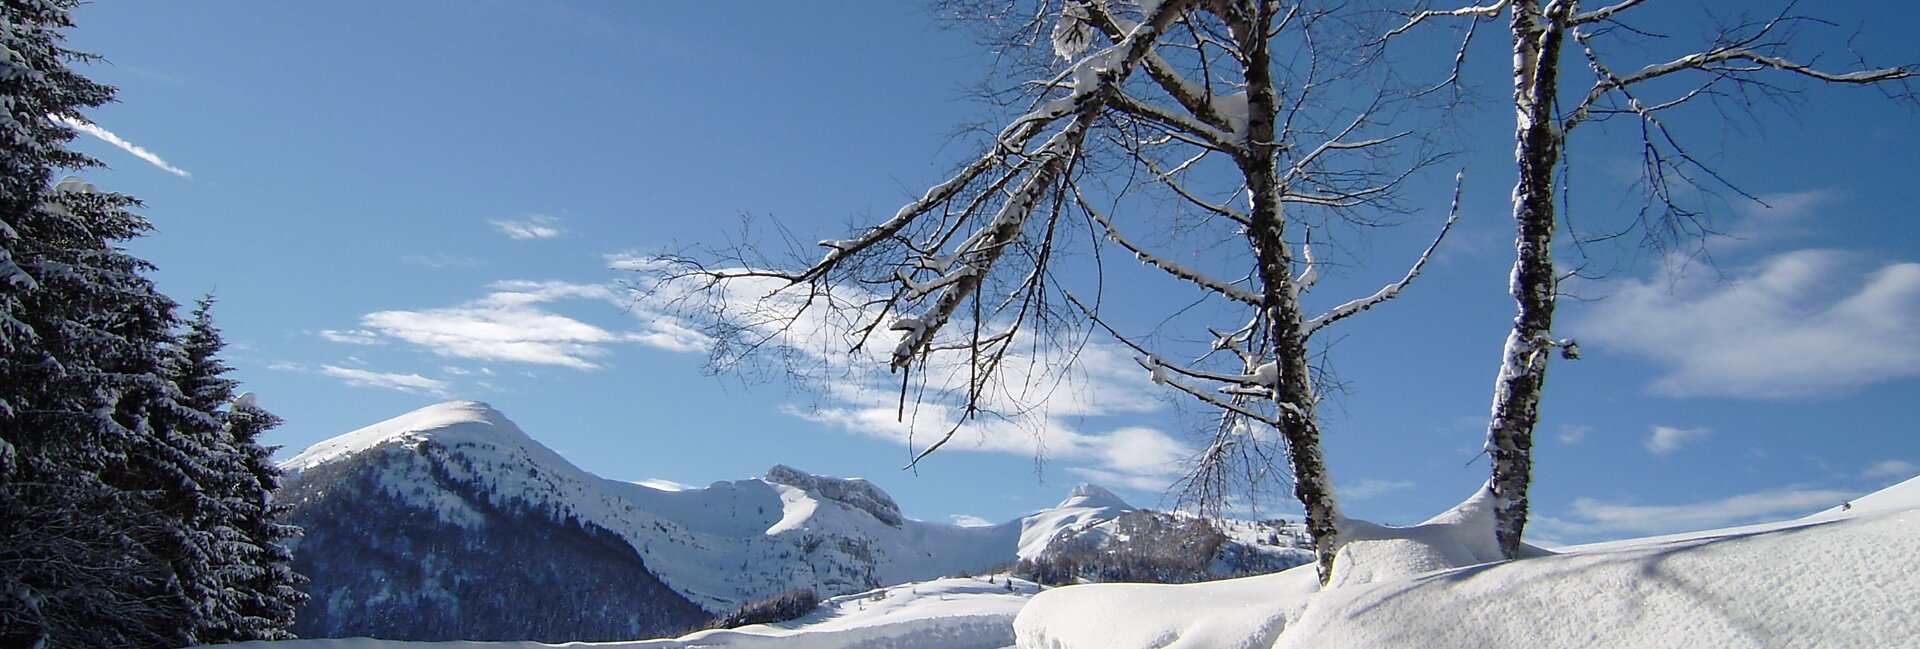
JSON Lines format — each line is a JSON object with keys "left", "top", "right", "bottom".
{"left": 1386, "top": 0, "right": 1913, "bottom": 559}
{"left": 636, "top": 0, "right": 1461, "bottom": 584}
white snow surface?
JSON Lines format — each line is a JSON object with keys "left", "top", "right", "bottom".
{"left": 280, "top": 401, "right": 1133, "bottom": 613}
{"left": 272, "top": 402, "right": 1920, "bottom": 648}
{"left": 195, "top": 576, "right": 1038, "bottom": 649}
{"left": 1016, "top": 479, "right": 1920, "bottom": 649}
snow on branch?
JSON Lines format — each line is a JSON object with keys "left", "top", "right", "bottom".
{"left": 1378, "top": 0, "right": 1509, "bottom": 43}
{"left": 800, "top": 149, "right": 1012, "bottom": 285}
{"left": 1570, "top": 0, "right": 1648, "bottom": 26}
{"left": 1137, "top": 355, "right": 1284, "bottom": 426}
{"left": 1080, "top": 1, "right": 1241, "bottom": 136}
{"left": 1109, "top": 91, "right": 1243, "bottom": 153}
{"left": 1563, "top": 10, "right": 1914, "bottom": 132}
{"left": 886, "top": 0, "right": 1198, "bottom": 371}
{"left": 1303, "top": 172, "right": 1463, "bottom": 338}
{"left": 1292, "top": 229, "right": 1319, "bottom": 293}
{"left": 1063, "top": 291, "right": 1295, "bottom": 425}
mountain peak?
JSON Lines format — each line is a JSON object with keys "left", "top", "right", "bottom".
{"left": 764, "top": 464, "right": 904, "bottom": 527}
{"left": 1059, "top": 483, "right": 1131, "bottom": 511}
{"left": 281, "top": 399, "right": 523, "bottom": 471}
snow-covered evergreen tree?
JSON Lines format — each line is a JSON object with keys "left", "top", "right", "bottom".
{"left": 0, "top": 3, "right": 299, "bottom": 646}
{"left": 169, "top": 297, "right": 305, "bottom": 642}
{"left": 0, "top": 179, "right": 198, "bottom": 649}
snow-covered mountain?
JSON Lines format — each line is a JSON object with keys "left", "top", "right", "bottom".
{"left": 277, "top": 401, "right": 1299, "bottom": 641}
{"left": 225, "top": 458, "right": 1920, "bottom": 649}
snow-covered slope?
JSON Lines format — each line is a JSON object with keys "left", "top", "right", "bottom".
{"left": 280, "top": 401, "right": 1162, "bottom": 620}
{"left": 195, "top": 576, "right": 1041, "bottom": 649}
{"left": 1812, "top": 473, "right": 1920, "bottom": 518}
{"left": 1014, "top": 477, "right": 1920, "bottom": 649}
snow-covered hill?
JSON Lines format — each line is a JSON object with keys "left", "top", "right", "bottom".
{"left": 211, "top": 470, "right": 1920, "bottom": 649}
{"left": 1015, "top": 477, "right": 1920, "bottom": 648}
{"left": 198, "top": 575, "right": 1043, "bottom": 649}
{"left": 279, "top": 401, "right": 1299, "bottom": 641}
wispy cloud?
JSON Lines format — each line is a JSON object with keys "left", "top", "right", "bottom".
{"left": 1538, "top": 487, "right": 1854, "bottom": 539}
{"left": 319, "top": 329, "right": 385, "bottom": 345}
{"left": 1715, "top": 190, "right": 1833, "bottom": 250}
{"left": 1575, "top": 249, "right": 1920, "bottom": 399}
{"left": 634, "top": 478, "right": 696, "bottom": 492}
{"left": 1343, "top": 479, "right": 1415, "bottom": 501}
{"left": 53, "top": 116, "right": 191, "bottom": 178}
{"left": 319, "top": 365, "right": 451, "bottom": 397}
{"left": 1557, "top": 424, "right": 1591, "bottom": 444}
{"left": 490, "top": 215, "right": 564, "bottom": 240}
{"left": 622, "top": 265, "right": 1190, "bottom": 492}
{"left": 352, "top": 280, "right": 702, "bottom": 369}
{"left": 1646, "top": 425, "right": 1709, "bottom": 455}
{"left": 1863, "top": 459, "right": 1918, "bottom": 481}
{"left": 950, "top": 514, "right": 994, "bottom": 527}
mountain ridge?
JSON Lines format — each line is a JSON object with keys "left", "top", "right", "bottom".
{"left": 277, "top": 400, "right": 1308, "bottom": 641}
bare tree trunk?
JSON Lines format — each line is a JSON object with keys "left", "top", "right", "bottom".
{"left": 1237, "top": 1, "right": 1341, "bottom": 584}
{"left": 1487, "top": 0, "right": 1565, "bottom": 560}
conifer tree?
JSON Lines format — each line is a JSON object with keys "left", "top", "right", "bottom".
{"left": 171, "top": 297, "right": 305, "bottom": 642}
{"left": 1, "top": 2, "right": 299, "bottom": 646}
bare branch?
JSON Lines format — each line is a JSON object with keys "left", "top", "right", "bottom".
{"left": 1304, "top": 171, "right": 1462, "bottom": 337}
{"left": 1569, "top": 0, "right": 1647, "bottom": 26}
{"left": 1377, "top": 0, "right": 1510, "bottom": 43}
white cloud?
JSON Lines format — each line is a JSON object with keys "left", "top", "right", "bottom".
{"left": 53, "top": 116, "right": 191, "bottom": 178}
{"left": 355, "top": 280, "right": 697, "bottom": 369}
{"left": 1576, "top": 249, "right": 1920, "bottom": 399}
{"left": 1716, "top": 190, "right": 1831, "bottom": 250}
{"left": 1540, "top": 487, "right": 1854, "bottom": 538}
{"left": 320, "top": 365, "right": 451, "bottom": 397}
{"left": 1557, "top": 424, "right": 1591, "bottom": 444}
{"left": 1646, "top": 425, "right": 1709, "bottom": 455}
{"left": 634, "top": 478, "right": 696, "bottom": 492}
{"left": 950, "top": 514, "right": 994, "bottom": 527}
{"left": 1862, "top": 459, "right": 1918, "bottom": 480}
{"left": 1343, "top": 479, "right": 1415, "bottom": 501}
{"left": 620, "top": 264, "right": 1197, "bottom": 492}
{"left": 490, "top": 214, "right": 564, "bottom": 240}
{"left": 319, "top": 329, "right": 385, "bottom": 345}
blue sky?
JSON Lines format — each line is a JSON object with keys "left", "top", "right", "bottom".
{"left": 62, "top": 2, "right": 1918, "bottom": 543}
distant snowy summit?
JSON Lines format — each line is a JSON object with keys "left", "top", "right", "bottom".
{"left": 277, "top": 400, "right": 1309, "bottom": 642}
{"left": 763, "top": 463, "right": 905, "bottom": 527}
{"left": 280, "top": 399, "right": 532, "bottom": 471}
{"left": 1059, "top": 482, "right": 1132, "bottom": 511}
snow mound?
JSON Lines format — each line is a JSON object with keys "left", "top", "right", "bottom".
{"left": 1016, "top": 494, "right": 1920, "bottom": 649}
{"left": 1811, "top": 473, "right": 1920, "bottom": 518}
{"left": 632, "top": 576, "right": 1041, "bottom": 648}
{"left": 1327, "top": 484, "right": 1512, "bottom": 588}
{"left": 196, "top": 576, "right": 1042, "bottom": 649}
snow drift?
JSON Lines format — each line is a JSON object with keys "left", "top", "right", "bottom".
{"left": 1015, "top": 480, "right": 1920, "bottom": 649}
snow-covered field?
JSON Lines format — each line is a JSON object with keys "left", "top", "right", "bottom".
{"left": 1017, "top": 479, "right": 1919, "bottom": 649}
{"left": 203, "top": 473, "right": 1918, "bottom": 649}
{"left": 198, "top": 576, "right": 1035, "bottom": 649}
